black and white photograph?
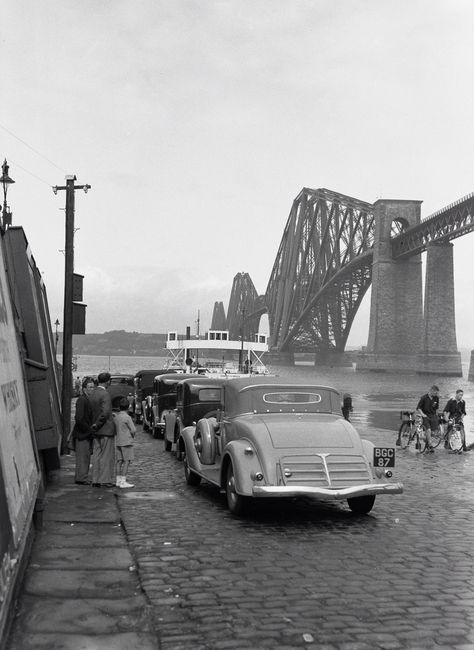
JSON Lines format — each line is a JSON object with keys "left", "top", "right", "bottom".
{"left": 1, "top": 1, "right": 474, "bottom": 649}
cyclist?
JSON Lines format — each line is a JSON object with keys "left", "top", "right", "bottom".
{"left": 443, "top": 389, "right": 467, "bottom": 452}
{"left": 416, "top": 385, "right": 440, "bottom": 453}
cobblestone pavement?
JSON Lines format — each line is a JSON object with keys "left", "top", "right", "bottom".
{"left": 117, "top": 426, "right": 474, "bottom": 650}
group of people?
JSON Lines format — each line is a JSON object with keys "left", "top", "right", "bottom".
{"left": 415, "top": 384, "right": 467, "bottom": 453}
{"left": 70, "top": 372, "right": 136, "bottom": 488}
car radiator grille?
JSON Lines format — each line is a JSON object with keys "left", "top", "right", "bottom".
{"left": 280, "top": 454, "right": 371, "bottom": 488}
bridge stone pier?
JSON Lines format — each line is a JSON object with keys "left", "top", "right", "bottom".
{"left": 419, "top": 242, "right": 462, "bottom": 376}
{"left": 357, "top": 199, "right": 462, "bottom": 375}
{"left": 358, "top": 199, "right": 423, "bottom": 373}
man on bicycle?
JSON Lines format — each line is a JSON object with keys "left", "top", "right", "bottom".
{"left": 443, "top": 389, "right": 467, "bottom": 451}
{"left": 416, "top": 385, "right": 440, "bottom": 453}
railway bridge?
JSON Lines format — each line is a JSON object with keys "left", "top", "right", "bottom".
{"left": 212, "top": 188, "right": 474, "bottom": 375}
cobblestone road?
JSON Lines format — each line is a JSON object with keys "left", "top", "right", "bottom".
{"left": 118, "top": 426, "right": 474, "bottom": 650}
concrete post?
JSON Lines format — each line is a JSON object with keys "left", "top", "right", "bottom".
{"left": 418, "top": 242, "right": 462, "bottom": 376}
{"left": 357, "top": 199, "right": 423, "bottom": 372}
{"left": 468, "top": 351, "right": 474, "bottom": 381}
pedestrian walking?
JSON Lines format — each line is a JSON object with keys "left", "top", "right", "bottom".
{"left": 114, "top": 397, "right": 136, "bottom": 488}
{"left": 342, "top": 393, "right": 353, "bottom": 421}
{"left": 71, "top": 377, "right": 95, "bottom": 484}
{"left": 89, "top": 372, "right": 116, "bottom": 487}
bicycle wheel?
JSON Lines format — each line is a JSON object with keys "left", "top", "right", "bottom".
{"left": 399, "top": 423, "right": 411, "bottom": 449}
{"left": 448, "top": 425, "right": 463, "bottom": 452}
{"left": 430, "top": 427, "right": 443, "bottom": 449}
{"left": 416, "top": 426, "right": 427, "bottom": 453}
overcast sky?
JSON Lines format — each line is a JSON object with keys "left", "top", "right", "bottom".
{"left": 2, "top": 0, "right": 474, "bottom": 347}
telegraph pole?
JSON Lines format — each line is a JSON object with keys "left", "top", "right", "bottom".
{"left": 53, "top": 176, "right": 90, "bottom": 454}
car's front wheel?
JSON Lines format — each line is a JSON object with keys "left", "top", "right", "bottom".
{"left": 164, "top": 435, "right": 172, "bottom": 452}
{"left": 184, "top": 453, "right": 201, "bottom": 486}
{"left": 225, "top": 462, "right": 249, "bottom": 516}
{"left": 347, "top": 494, "right": 375, "bottom": 515}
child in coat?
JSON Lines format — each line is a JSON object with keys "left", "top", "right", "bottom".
{"left": 114, "top": 397, "right": 136, "bottom": 488}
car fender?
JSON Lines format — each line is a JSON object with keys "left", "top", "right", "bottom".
{"left": 164, "top": 410, "right": 177, "bottom": 442}
{"left": 361, "top": 438, "right": 375, "bottom": 467}
{"left": 221, "top": 439, "right": 264, "bottom": 496}
{"left": 181, "top": 425, "right": 202, "bottom": 471}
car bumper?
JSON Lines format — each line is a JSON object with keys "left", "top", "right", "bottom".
{"left": 252, "top": 482, "right": 403, "bottom": 500}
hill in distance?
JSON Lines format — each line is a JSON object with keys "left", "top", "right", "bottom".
{"left": 67, "top": 330, "right": 168, "bottom": 357}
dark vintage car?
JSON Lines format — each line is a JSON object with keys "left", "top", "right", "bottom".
{"left": 133, "top": 369, "right": 172, "bottom": 426}
{"left": 166, "top": 377, "right": 225, "bottom": 458}
{"left": 108, "top": 374, "right": 135, "bottom": 411}
{"left": 150, "top": 373, "right": 194, "bottom": 438}
{"left": 179, "top": 377, "right": 403, "bottom": 516}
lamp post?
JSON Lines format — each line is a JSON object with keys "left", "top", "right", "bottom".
{"left": 54, "top": 319, "right": 60, "bottom": 351}
{"left": 239, "top": 306, "right": 246, "bottom": 372}
{"left": 53, "top": 176, "right": 91, "bottom": 454}
{"left": 1, "top": 159, "right": 15, "bottom": 230}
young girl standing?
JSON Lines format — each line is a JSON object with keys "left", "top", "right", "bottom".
{"left": 114, "top": 397, "right": 136, "bottom": 488}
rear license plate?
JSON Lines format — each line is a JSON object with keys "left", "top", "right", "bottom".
{"left": 373, "top": 447, "right": 395, "bottom": 467}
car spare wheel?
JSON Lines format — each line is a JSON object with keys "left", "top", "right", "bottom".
{"left": 347, "top": 494, "right": 375, "bottom": 515}
{"left": 194, "top": 418, "right": 217, "bottom": 465}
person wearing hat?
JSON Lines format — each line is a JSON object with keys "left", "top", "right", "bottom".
{"left": 89, "top": 372, "right": 116, "bottom": 487}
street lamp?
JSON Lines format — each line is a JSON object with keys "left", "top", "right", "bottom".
{"left": 1, "top": 159, "right": 15, "bottom": 229}
{"left": 54, "top": 319, "right": 60, "bottom": 350}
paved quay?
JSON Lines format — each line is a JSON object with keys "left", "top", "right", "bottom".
{"left": 5, "top": 452, "right": 159, "bottom": 650}
{"left": 6, "top": 423, "right": 474, "bottom": 650}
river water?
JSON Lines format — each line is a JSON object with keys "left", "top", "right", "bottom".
{"left": 68, "top": 352, "right": 474, "bottom": 446}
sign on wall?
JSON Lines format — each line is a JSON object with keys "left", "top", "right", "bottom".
{"left": 0, "top": 237, "right": 39, "bottom": 595}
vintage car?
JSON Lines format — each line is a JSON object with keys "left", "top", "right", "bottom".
{"left": 149, "top": 372, "right": 194, "bottom": 438}
{"left": 133, "top": 369, "right": 172, "bottom": 426}
{"left": 165, "top": 377, "right": 225, "bottom": 458}
{"left": 179, "top": 377, "right": 403, "bottom": 516}
{"left": 108, "top": 374, "right": 135, "bottom": 411}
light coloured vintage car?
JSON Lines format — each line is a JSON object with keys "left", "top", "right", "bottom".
{"left": 179, "top": 377, "right": 403, "bottom": 515}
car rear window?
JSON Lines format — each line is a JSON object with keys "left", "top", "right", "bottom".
{"left": 198, "top": 388, "right": 221, "bottom": 402}
{"left": 110, "top": 377, "right": 134, "bottom": 386}
{"left": 247, "top": 388, "right": 336, "bottom": 414}
{"left": 263, "top": 392, "right": 322, "bottom": 404}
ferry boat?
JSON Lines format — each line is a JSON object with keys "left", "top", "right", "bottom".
{"left": 165, "top": 329, "right": 269, "bottom": 376}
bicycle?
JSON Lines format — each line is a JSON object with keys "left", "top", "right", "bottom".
{"left": 430, "top": 415, "right": 464, "bottom": 452}
{"left": 397, "top": 411, "right": 429, "bottom": 452}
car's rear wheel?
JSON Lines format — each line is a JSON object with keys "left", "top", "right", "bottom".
{"left": 347, "top": 494, "right": 375, "bottom": 515}
{"left": 184, "top": 453, "right": 201, "bottom": 486}
{"left": 226, "top": 462, "right": 249, "bottom": 516}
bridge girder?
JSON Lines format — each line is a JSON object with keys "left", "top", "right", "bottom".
{"left": 392, "top": 191, "right": 474, "bottom": 258}
{"left": 265, "top": 188, "right": 374, "bottom": 353}
{"left": 226, "top": 272, "right": 263, "bottom": 340}
{"left": 221, "top": 188, "right": 473, "bottom": 357}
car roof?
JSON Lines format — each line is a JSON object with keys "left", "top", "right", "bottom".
{"left": 179, "top": 376, "right": 229, "bottom": 390}
{"left": 134, "top": 369, "right": 168, "bottom": 378}
{"left": 223, "top": 376, "right": 340, "bottom": 394}
{"left": 157, "top": 372, "right": 194, "bottom": 385}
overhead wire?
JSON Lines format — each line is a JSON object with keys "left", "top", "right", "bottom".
{"left": 0, "top": 121, "right": 68, "bottom": 174}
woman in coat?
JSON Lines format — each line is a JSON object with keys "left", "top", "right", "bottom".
{"left": 71, "top": 377, "right": 96, "bottom": 484}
